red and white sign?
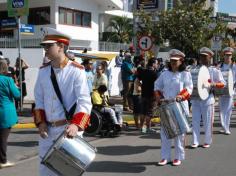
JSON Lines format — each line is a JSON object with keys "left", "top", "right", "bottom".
{"left": 138, "top": 35, "right": 153, "bottom": 51}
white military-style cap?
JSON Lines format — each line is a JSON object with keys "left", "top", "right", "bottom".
{"left": 40, "top": 27, "right": 71, "bottom": 46}
{"left": 223, "top": 47, "right": 234, "bottom": 55}
{"left": 169, "top": 49, "right": 185, "bottom": 60}
{"left": 199, "top": 47, "right": 214, "bottom": 57}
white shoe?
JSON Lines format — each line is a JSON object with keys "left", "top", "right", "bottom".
{"left": 0, "top": 161, "right": 15, "bottom": 169}
{"left": 219, "top": 129, "right": 225, "bottom": 134}
{"left": 191, "top": 144, "right": 199, "bottom": 148}
{"left": 225, "top": 131, "right": 231, "bottom": 135}
{"left": 158, "top": 159, "right": 168, "bottom": 166}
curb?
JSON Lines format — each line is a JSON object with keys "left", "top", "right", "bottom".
{"left": 13, "top": 123, "right": 36, "bottom": 129}
{"left": 13, "top": 116, "right": 161, "bottom": 129}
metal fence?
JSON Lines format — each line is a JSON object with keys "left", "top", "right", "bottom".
{"left": 0, "top": 37, "right": 42, "bottom": 48}
{"left": 0, "top": 37, "right": 130, "bottom": 51}
{"left": 99, "top": 41, "right": 130, "bottom": 52}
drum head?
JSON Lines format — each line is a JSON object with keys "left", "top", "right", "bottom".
{"left": 197, "top": 66, "right": 211, "bottom": 100}
{"left": 227, "top": 69, "right": 234, "bottom": 96}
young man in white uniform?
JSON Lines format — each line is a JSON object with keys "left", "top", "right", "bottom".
{"left": 154, "top": 49, "right": 193, "bottom": 166}
{"left": 219, "top": 47, "right": 236, "bottom": 135}
{"left": 191, "top": 47, "right": 225, "bottom": 149}
{"left": 34, "top": 27, "right": 92, "bottom": 176}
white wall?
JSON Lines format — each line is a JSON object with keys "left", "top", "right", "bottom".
{"left": 0, "top": 48, "right": 44, "bottom": 68}
{"left": 55, "top": 0, "right": 99, "bottom": 42}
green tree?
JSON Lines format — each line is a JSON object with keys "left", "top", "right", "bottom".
{"left": 135, "top": 0, "right": 226, "bottom": 57}
{"left": 105, "top": 16, "right": 133, "bottom": 43}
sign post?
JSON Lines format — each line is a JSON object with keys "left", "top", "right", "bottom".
{"left": 211, "top": 35, "right": 222, "bottom": 63}
{"left": 7, "top": 0, "right": 29, "bottom": 111}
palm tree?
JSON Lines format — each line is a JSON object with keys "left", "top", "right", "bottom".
{"left": 106, "top": 16, "right": 133, "bottom": 43}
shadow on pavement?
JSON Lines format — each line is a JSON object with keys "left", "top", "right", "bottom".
{"left": 97, "top": 145, "right": 160, "bottom": 156}
{"left": 8, "top": 141, "right": 38, "bottom": 147}
{"left": 87, "top": 161, "right": 158, "bottom": 173}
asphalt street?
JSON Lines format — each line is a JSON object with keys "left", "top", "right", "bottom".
{"left": 1, "top": 102, "right": 236, "bottom": 176}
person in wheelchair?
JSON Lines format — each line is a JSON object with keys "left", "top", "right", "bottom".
{"left": 91, "top": 85, "right": 123, "bottom": 130}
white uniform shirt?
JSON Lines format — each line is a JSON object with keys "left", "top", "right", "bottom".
{"left": 34, "top": 61, "right": 92, "bottom": 122}
{"left": 220, "top": 63, "right": 236, "bottom": 82}
{"left": 154, "top": 70, "right": 193, "bottom": 113}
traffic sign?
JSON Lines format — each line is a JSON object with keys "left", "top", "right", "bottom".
{"left": 20, "top": 24, "right": 34, "bottom": 35}
{"left": 211, "top": 35, "right": 222, "bottom": 51}
{"left": 0, "top": 19, "right": 17, "bottom": 30}
{"left": 7, "top": 0, "right": 29, "bottom": 17}
{"left": 138, "top": 35, "right": 153, "bottom": 51}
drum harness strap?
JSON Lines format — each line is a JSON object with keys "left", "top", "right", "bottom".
{"left": 50, "top": 66, "right": 77, "bottom": 121}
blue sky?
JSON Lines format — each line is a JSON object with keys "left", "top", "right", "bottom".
{"left": 218, "top": 0, "right": 236, "bottom": 14}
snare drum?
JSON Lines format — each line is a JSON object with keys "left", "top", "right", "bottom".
{"left": 159, "top": 101, "right": 191, "bottom": 139}
{"left": 42, "top": 132, "right": 96, "bottom": 176}
{"left": 214, "top": 69, "right": 234, "bottom": 97}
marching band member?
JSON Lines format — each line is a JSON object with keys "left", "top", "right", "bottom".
{"left": 191, "top": 47, "right": 225, "bottom": 149}
{"left": 154, "top": 49, "right": 193, "bottom": 166}
{"left": 219, "top": 47, "right": 236, "bottom": 135}
{"left": 34, "top": 27, "right": 92, "bottom": 176}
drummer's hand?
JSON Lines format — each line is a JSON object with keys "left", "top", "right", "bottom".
{"left": 66, "top": 124, "right": 79, "bottom": 138}
{"left": 176, "top": 95, "right": 183, "bottom": 102}
{"left": 210, "top": 83, "right": 216, "bottom": 87}
{"left": 38, "top": 122, "right": 48, "bottom": 139}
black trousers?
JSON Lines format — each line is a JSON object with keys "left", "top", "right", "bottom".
{"left": 0, "top": 128, "right": 11, "bottom": 163}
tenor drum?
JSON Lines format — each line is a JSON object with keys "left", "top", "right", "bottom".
{"left": 214, "top": 69, "right": 234, "bottom": 96}
{"left": 159, "top": 101, "right": 191, "bottom": 139}
{"left": 42, "top": 133, "right": 96, "bottom": 176}
{"left": 190, "top": 66, "right": 211, "bottom": 100}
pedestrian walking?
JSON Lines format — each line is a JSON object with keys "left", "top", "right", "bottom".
{"left": 34, "top": 27, "right": 92, "bottom": 176}
{"left": 191, "top": 47, "right": 225, "bottom": 149}
{"left": 0, "top": 60, "right": 20, "bottom": 169}
{"left": 219, "top": 47, "right": 236, "bottom": 135}
{"left": 154, "top": 49, "right": 193, "bottom": 166}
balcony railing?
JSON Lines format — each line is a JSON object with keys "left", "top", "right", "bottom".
{"left": 99, "top": 41, "right": 130, "bottom": 52}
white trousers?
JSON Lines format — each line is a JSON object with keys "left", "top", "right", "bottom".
{"left": 219, "top": 96, "right": 233, "bottom": 133}
{"left": 160, "top": 129, "right": 185, "bottom": 161}
{"left": 39, "top": 125, "right": 83, "bottom": 176}
{"left": 192, "top": 103, "right": 214, "bottom": 145}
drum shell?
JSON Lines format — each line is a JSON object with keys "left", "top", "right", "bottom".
{"left": 42, "top": 133, "right": 96, "bottom": 176}
{"left": 214, "top": 69, "right": 234, "bottom": 97}
{"left": 159, "top": 101, "right": 191, "bottom": 139}
{"left": 190, "top": 69, "right": 199, "bottom": 98}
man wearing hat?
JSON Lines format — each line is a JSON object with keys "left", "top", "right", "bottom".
{"left": 34, "top": 27, "right": 92, "bottom": 176}
{"left": 154, "top": 49, "right": 193, "bottom": 166}
{"left": 218, "top": 47, "right": 236, "bottom": 135}
{"left": 191, "top": 47, "right": 225, "bottom": 149}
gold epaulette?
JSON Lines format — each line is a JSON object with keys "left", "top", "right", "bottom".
{"left": 71, "top": 61, "right": 84, "bottom": 70}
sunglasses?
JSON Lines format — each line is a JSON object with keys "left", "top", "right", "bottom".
{"left": 42, "top": 43, "right": 56, "bottom": 50}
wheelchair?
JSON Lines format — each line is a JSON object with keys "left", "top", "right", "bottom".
{"left": 85, "top": 105, "right": 123, "bottom": 137}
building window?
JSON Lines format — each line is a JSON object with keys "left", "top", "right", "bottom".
{"left": 59, "top": 7, "right": 91, "bottom": 27}
{"left": 28, "top": 7, "right": 50, "bottom": 25}
{"left": 167, "top": 0, "right": 173, "bottom": 10}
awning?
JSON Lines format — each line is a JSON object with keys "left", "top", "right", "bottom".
{"left": 72, "top": 52, "right": 117, "bottom": 61}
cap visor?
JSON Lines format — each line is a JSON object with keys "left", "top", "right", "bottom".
{"left": 224, "top": 52, "right": 232, "bottom": 55}
{"left": 200, "top": 52, "right": 209, "bottom": 56}
{"left": 40, "top": 40, "right": 57, "bottom": 45}
{"left": 170, "top": 57, "right": 181, "bottom": 60}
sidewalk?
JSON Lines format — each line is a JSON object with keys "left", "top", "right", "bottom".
{"left": 14, "top": 96, "right": 160, "bottom": 129}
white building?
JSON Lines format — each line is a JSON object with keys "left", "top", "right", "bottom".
{"left": 0, "top": 0, "right": 132, "bottom": 51}
{"left": 0, "top": 0, "right": 132, "bottom": 101}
